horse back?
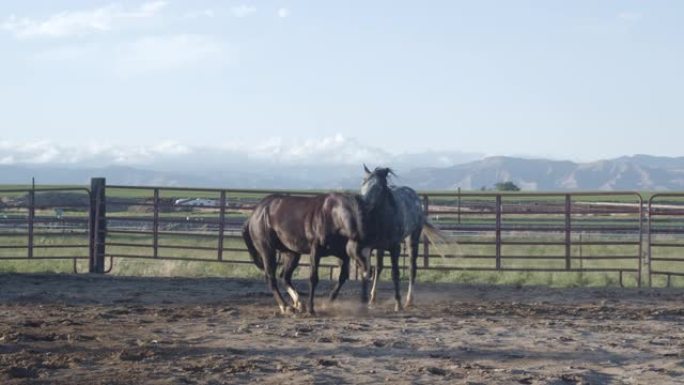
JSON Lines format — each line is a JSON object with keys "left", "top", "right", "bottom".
{"left": 248, "top": 193, "right": 362, "bottom": 254}
{"left": 318, "top": 193, "right": 364, "bottom": 243}
{"left": 390, "top": 186, "right": 425, "bottom": 233}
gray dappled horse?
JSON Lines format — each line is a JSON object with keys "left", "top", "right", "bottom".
{"left": 361, "top": 165, "right": 446, "bottom": 311}
{"left": 242, "top": 193, "right": 370, "bottom": 315}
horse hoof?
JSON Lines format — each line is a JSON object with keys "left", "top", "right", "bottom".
{"left": 394, "top": 303, "right": 403, "bottom": 312}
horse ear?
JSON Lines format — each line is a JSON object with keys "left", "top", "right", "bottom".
{"left": 363, "top": 164, "right": 371, "bottom": 175}
{"left": 378, "top": 168, "right": 390, "bottom": 179}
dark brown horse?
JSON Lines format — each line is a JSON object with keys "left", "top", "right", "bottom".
{"left": 242, "top": 193, "right": 370, "bottom": 315}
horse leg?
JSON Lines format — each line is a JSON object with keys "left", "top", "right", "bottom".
{"left": 263, "top": 250, "right": 292, "bottom": 314}
{"left": 328, "top": 255, "right": 349, "bottom": 302}
{"left": 307, "top": 245, "right": 321, "bottom": 315}
{"left": 405, "top": 232, "right": 421, "bottom": 308}
{"left": 369, "top": 249, "right": 384, "bottom": 305}
{"left": 280, "top": 251, "right": 303, "bottom": 312}
{"left": 389, "top": 243, "right": 402, "bottom": 311}
{"left": 346, "top": 240, "right": 370, "bottom": 303}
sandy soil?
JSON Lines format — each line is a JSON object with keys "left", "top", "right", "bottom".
{"left": 1, "top": 273, "right": 683, "bottom": 385}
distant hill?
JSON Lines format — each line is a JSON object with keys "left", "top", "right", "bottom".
{"left": 399, "top": 155, "right": 684, "bottom": 191}
{"left": 2, "top": 154, "right": 684, "bottom": 191}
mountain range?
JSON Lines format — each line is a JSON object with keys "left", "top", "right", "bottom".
{"left": 2, "top": 154, "right": 684, "bottom": 191}
{"left": 399, "top": 155, "right": 684, "bottom": 191}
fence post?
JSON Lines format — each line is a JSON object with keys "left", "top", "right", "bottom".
{"left": 457, "top": 187, "right": 461, "bottom": 224}
{"left": 565, "top": 194, "right": 572, "bottom": 270}
{"left": 647, "top": 197, "right": 652, "bottom": 288}
{"left": 578, "top": 232, "right": 583, "bottom": 280}
{"left": 28, "top": 182, "right": 35, "bottom": 259}
{"left": 217, "top": 191, "right": 226, "bottom": 261}
{"left": 639, "top": 194, "right": 653, "bottom": 287}
{"left": 639, "top": 195, "right": 644, "bottom": 288}
{"left": 423, "top": 194, "right": 430, "bottom": 268}
{"left": 89, "top": 178, "right": 106, "bottom": 273}
{"left": 495, "top": 194, "right": 502, "bottom": 270}
{"left": 153, "top": 188, "right": 159, "bottom": 258}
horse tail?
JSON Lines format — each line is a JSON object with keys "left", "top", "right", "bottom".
{"left": 242, "top": 218, "right": 264, "bottom": 271}
{"left": 422, "top": 221, "right": 448, "bottom": 245}
{"left": 421, "top": 221, "right": 459, "bottom": 259}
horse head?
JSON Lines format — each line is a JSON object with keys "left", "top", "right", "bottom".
{"left": 360, "top": 165, "right": 396, "bottom": 210}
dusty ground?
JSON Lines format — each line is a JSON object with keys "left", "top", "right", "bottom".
{"left": 1, "top": 274, "right": 683, "bottom": 385}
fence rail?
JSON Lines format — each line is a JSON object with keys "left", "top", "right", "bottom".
{"left": 3, "top": 179, "right": 684, "bottom": 286}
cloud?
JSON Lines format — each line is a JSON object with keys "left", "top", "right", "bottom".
{"left": 32, "top": 43, "right": 102, "bottom": 64}
{"left": 115, "top": 34, "right": 228, "bottom": 75}
{"left": 231, "top": 5, "right": 257, "bottom": 18}
{"left": 0, "top": 140, "right": 198, "bottom": 166}
{"left": 0, "top": 137, "right": 483, "bottom": 177}
{"left": 151, "top": 141, "right": 192, "bottom": 156}
{"left": 0, "top": 156, "right": 14, "bottom": 165}
{"left": 1, "top": 1, "right": 167, "bottom": 39}
{"left": 617, "top": 11, "right": 643, "bottom": 22}
{"left": 252, "top": 134, "right": 388, "bottom": 165}
{"left": 28, "top": 33, "right": 230, "bottom": 76}
{"left": 277, "top": 8, "right": 291, "bottom": 18}
{"left": 135, "top": 1, "right": 167, "bottom": 17}
{"left": 183, "top": 9, "right": 215, "bottom": 20}
{"left": 0, "top": 136, "right": 387, "bottom": 167}
{"left": 0, "top": 141, "right": 64, "bottom": 164}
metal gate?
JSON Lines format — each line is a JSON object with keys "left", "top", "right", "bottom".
{"left": 99, "top": 183, "right": 342, "bottom": 279}
{"left": 0, "top": 186, "right": 93, "bottom": 272}
{"left": 422, "top": 191, "right": 643, "bottom": 287}
{"left": 648, "top": 193, "right": 684, "bottom": 287}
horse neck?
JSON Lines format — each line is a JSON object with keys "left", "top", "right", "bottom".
{"left": 363, "top": 185, "right": 396, "bottom": 218}
{"left": 363, "top": 187, "right": 407, "bottom": 245}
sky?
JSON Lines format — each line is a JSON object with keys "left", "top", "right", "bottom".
{"left": 0, "top": 0, "right": 683, "bottom": 165}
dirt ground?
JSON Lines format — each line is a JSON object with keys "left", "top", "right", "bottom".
{"left": 1, "top": 274, "right": 683, "bottom": 385}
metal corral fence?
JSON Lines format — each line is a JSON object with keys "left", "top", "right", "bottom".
{"left": 648, "top": 193, "right": 684, "bottom": 286}
{"left": 2, "top": 178, "right": 684, "bottom": 287}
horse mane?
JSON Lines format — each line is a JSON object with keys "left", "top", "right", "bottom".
{"left": 374, "top": 166, "right": 396, "bottom": 180}
{"left": 378, "top": 168, "right": 398, "bottom": 209}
